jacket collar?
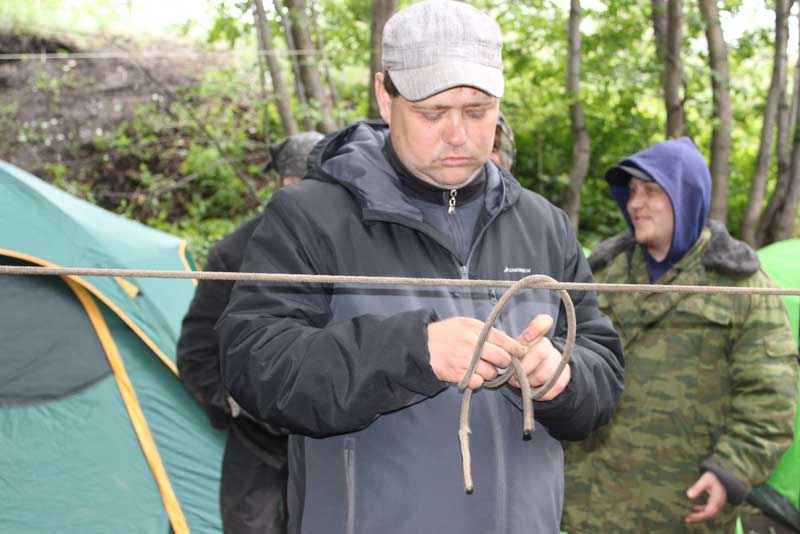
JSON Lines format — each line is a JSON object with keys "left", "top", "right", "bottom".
{"left": 306, "top": 120, "right": 523, "bottom": 224}
{"left": 589, "top": 220, "right": 760, "bottom": 278}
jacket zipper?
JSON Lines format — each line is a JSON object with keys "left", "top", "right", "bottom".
{"left": 344, "top": 436, "right": 356, "bottom": 534}
{"left": 448, "top": 189, "right": 457, "bottom": 215}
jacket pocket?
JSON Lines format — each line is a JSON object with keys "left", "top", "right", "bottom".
{"left": 764, "top": 332, "right": 798, "bottom": 358}
{"left": 344, "top": 436, "right": 356, "bottom": 534}
{"left": 671, "top": 296, "right": 733, "bottom": 426}
{"left": 674, "top": 297, "right": 732, "bottom": 328}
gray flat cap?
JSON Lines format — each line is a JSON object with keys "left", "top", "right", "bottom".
{"left": 382, "top": 0, "right": 504, "bottom": 101}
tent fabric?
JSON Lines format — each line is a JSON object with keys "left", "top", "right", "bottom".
{"left": 0, "top": 160, "right": 197, "bottom": 373}
{"left": 70, "top": 277, "right": 189, "bottom": 533}
{"left": 0, "top": 375, "right": 168, "bottom": 534}
{"left": 0, "top": 266, "right": 110, "bottom": 406}
{"left": 759, "top": 239, "right": 800, "bottom": 346}
{"left": 751, "top": 239, "right": 800, "bottom": 528}
{"left": 0, "top": 161, "right": 224, "bottom": 534}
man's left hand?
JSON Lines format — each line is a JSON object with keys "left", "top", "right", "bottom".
{"left": 685, "top": 471, "right": 727, "bottom": 523}
{"left": 508, "top": 314, "right": 571, "bottom": 401}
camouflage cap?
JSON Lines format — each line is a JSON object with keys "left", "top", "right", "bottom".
{"left": 267, "top": 131, "right": 324, "bottom": 179}
{"left": 494, "top": 112, "right": 516, "bottom": 170}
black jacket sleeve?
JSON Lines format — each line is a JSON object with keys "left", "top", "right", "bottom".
{"left": 218, "top": 192, "right": 446, "bottom": 439}
{"left": 176, "top": 246, "right": 235, "bottom": 430}
{"left": 529, "top": 210, "right": 625, "bottom": 440}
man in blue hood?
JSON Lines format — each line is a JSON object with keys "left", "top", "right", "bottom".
{"left": 562, "top": 137, "right": 798, "bottom": 533}
{"left": 607, "top": 136, "right": 711, "bottom": 283}
{"left": 217, "top": 1, "right": 624, "bottom": 533}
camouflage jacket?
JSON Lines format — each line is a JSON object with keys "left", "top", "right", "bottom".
{"left": 562, "top": 222, "right": 798, "bottom": 533}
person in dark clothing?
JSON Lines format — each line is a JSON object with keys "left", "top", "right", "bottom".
{"left": 218, "top": 2, "right": 624, "bottom": 533}
{"left": 176, "top": 131, "right": 323, "bottom": 534}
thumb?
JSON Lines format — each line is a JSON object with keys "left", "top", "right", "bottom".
{"left": 520, "top": 315, "right": 553, "bottom": 345}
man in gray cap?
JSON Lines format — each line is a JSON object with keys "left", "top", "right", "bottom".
{"left": 219, "top": 2, "right": 623, "bottom": 533}
{"left": 177, "top": 131, "right": 322, "bottom": 534}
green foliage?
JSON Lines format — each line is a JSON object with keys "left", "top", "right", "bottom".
{"left": 72, "top": 59, "right": 282, "bottom": 262}
{"left": 0, "top": 0, "right": 124, "bottom": 34}
{"left": 30, "top": 65, "right": 90, "bottom": 101}
{"left": 18, "top": 0, "right": 796, "bottom": 257}
{"left": 206, "top": 0, "right": 254, "bottom": 48}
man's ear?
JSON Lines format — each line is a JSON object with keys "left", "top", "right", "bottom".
{"left": 374, "top": 72, "right": 392, "bottom": 125}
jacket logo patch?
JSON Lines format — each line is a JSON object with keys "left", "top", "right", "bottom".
{"left": 504, "top": 266, "right": 532, "bottom": 274}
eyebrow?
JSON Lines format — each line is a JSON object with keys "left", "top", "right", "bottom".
{"left": 411, "top": 101, "right": 496, "bottom": 112}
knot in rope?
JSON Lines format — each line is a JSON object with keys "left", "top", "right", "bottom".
{"left": 457, "top": 274, "right": 577, "bottom": 493}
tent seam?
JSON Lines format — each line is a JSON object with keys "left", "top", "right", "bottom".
{"left": 64, "top": 278, "right": 189, "bottom": 534}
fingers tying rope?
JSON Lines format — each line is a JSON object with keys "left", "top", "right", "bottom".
{"left": 457, "top": 275, "right": 576, "bottom": 493}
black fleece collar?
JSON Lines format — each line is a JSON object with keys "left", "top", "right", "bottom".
{"left": 382, "top": 137, "right": 487, "bottom": 206}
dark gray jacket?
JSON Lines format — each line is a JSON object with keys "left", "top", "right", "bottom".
{"left": 219, "top": 121, "right": 624, "bottom": 534}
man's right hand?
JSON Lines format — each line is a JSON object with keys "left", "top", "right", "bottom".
{"left": 427, "top": 317, "right": 527, "bottom": 389}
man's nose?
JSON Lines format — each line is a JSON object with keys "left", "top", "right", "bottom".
{"left": 628, "top": 190, "right": 644, "bottom": 210}
{"left": 443, "top": 113, "right": 467, "bottom": 146}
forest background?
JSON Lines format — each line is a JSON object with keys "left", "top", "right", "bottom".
{"left": 1, "top": 0, "right": 799, "bottom": 265}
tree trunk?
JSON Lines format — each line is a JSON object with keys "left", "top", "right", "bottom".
{"left": 368, "top": 0, "right": 399, "bottom": 119}
{"left": 665, "top": 0, "right": 685, "bottom": 138}
{"left": 308, "top": 0, "right": 342, "bottom": 127}
{"left": 254, "top": 0, "right": 299, "bottom": 138}
{"left": 651, "top": 0, "right": 667, "bottom": 63}
{"left": 273, "top": 0, "right": 315, "bottom": 132}
{"left": 773, "top": 114, "right": 800, "bottom": 241}
{"left": 284, "top": 0, "right": 336, "bottom": 133}
{"left": 741, "top": 0, "right": 790, "bottom": 245}
{"left": 763, "top": 11, "right": 800, "bottom": 245}
{"left": 563, "top": 0, "right": 591, "bottom": 230}
{"left": 699, "top": 0, "right": 732, "bottom": 224}
{"left": 757, "top": 46, "right": 800, "bottom": 246}
{"left": 252, "top": 1, "right": 273, "bottom": 165}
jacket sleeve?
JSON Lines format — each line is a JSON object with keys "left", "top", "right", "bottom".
{"left": 702, "top": 272, "right": 798, "bottom": 504}
{"left": 176, "top": 246, "right": 234, "bottom": 429}
{"left": 218, "top": 192, "right": 447, "bottom": 439}
{"left": 528, "top": 210, "right": 626, "bottom": 441}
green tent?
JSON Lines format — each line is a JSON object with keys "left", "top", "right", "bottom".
{"left": 0, "top": 161, "right": 225, "bottom": 534}
{"left": 748, "top": 239, "right": 800, "bottom": 530}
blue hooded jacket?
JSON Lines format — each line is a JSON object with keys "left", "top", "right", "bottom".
{"left": 604, "top": 137, "right": 711, "bottom": 282}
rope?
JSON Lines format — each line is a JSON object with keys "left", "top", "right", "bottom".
{"left": 0, "top": 49, "right": 359, "bottom": 61}
{"left": 3, "top": 263, "right": 800, "bottom": 493}
{"left": 457, "top": 275, "right": 577, "bottom": 493}
{"left": 2, "top": 265, "right": 800, "bottom": 296}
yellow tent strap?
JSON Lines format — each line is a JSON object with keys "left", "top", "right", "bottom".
{"left": 114, "top": 276, "right": 141, "bottom": 298}
{"left": 178, "top": 240, "right": 198, "bottom": 287}
{"left": 65, "top": 278, "right": 190, "bottom": 534}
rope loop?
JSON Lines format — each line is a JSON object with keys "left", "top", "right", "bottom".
{"left": 457, "top": 274, "right": 577, "bottom": 493}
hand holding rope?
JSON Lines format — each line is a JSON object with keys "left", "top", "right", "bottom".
{"left": 456, "top": 274, "right": 576, "bottom": 493}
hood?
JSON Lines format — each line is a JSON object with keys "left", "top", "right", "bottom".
{"left": 605, "top": 136, "right": 711, "bottom": 269}
{"left": 305, "top": 120, "right": 522, "bottom": 222}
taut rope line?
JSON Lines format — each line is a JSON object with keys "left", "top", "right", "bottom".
{"left": 2, "top": 265, "right": 800, "bottom": 296}
{"left": 3, "top": 264, "right": 800, "bottom": 492}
